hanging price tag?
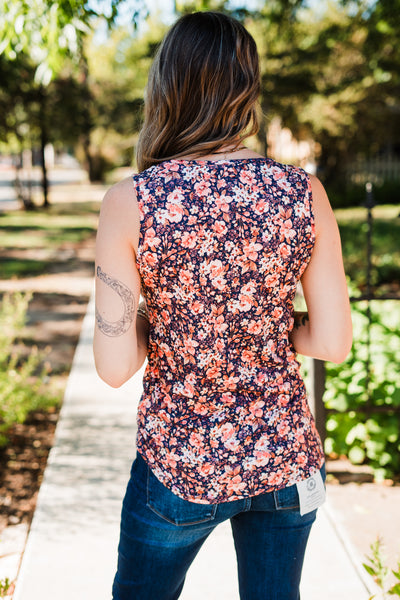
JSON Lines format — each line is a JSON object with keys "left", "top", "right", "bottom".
{"left": 296, "top": 470, "right": 326, "bottom": 516}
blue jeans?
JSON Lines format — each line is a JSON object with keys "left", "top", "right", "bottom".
{"left": 112, "top": 453, "right": 324, "bottom": 600}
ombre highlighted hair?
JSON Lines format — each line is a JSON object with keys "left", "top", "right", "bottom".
{"left": 136, "top": 11, "right": 260, "bottom": 172}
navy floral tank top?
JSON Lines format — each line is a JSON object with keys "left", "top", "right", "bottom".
{"left": 134, "top": 157, "right": 324, "bottom": 504}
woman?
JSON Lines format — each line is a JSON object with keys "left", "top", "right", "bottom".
{"left": 94, "top": 11, "right": 352, "bottom": 600}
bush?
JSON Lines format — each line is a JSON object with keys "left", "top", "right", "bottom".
{"left": 0, "top": 292, "right": 59, "bottom": 447}
{"left": 324, "top": 300, "right": 400, "bottom": 480}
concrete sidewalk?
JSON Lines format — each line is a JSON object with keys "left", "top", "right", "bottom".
{"left": 13, "top": 296, "right": 377, "bottom": 600}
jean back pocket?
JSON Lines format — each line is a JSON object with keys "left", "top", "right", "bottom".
{"left": 146, "top": 466, "right": 217, "bottom": 526}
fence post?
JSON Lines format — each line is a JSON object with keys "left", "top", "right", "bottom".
{"left": 309, "top": 359, "right": 327, "bottom": 446}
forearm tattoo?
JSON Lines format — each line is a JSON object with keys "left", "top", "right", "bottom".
{"left": 95, "top": 266, "right": 135, "bottom": 337}
{"left": 293, "top": 312, "right": 309, "bottom": 330}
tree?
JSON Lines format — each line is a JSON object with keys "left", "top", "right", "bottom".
{"left": 0, "top": 0, "right": 131, "bottom": 205}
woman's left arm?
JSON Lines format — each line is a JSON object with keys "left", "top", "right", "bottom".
{"left": 93, "top": 177, "right": 149, "bottom": 388}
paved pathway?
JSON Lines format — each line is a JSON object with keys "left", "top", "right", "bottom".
{"left": 12, "top": 295, "right": 377, "bottom": 599}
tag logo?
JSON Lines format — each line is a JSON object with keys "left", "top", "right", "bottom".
{"left": 306, "top": 477, "right": 316, "bottom": 492}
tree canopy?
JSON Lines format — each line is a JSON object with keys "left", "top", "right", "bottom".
{"left": 1, "top": 0, "right": 399, "bottom": 202}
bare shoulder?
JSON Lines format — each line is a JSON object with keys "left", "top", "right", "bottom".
{"left": 98, "top": 176, "right": 140, "bottom": 248}
{"left": 101, "top": 176, "right": 137, "bottom": 214}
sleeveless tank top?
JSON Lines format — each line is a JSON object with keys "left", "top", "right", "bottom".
{"left": 134, "top": 157, "right": 324, "bottom": 504}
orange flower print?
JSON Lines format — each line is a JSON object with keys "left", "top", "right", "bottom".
{"left": 208, "top": 259, "right": 225, "bottom": 279}
{"left": 265, "top": 273, "right": 279, "bottom": 287}
{"left": 190, "top": 300, "right": 204, "bottom": 315}
{"left": 166, "top": 201, "right": 185, "bottom": 223}
{"left": 143, "top": 251, "right": 158, "bottom": 267}
{"left": 223, "top": 374, "right": 241, "bottom": 390}
{"left": 144, "top": 227, "right": 161, "bottom": 249}
{"left": 194, "top": 180, "right": 211, "bottom": 196}
{"left": 183, "top": 337, "right": 199, "bottom": 356}
{"left": 206, "top": 365, "right": 221, "bottom": 379}
{"left": 277, "top": 421, "right": 290, "bottom": 437}
{"left": 214, "top": 338, "right": 225, "bottom": 352}
{"left": 238, "top": 294, "right": 253, "bottom": 312}
{"left": 221, "top": 392, "right": 235, "bottom": 405}
{"left": 272, "top": 307, "right": 283, "bottom": 320}
{"left": 215, "top": 195, "right": 231, "bottom": 212}
{"left": 199, "top": 462, "right": 215, "bottom": 477}
{"left": 239, "top": 169, "right": 256, "bottom": 186}
{"left": 227, "top": 474, "right": 247, "bottom": 494}
{"left": 212, "top": 275, "right": 227, "bottom": 291}
{"left": 179, "top": 268, "right": 194, "bottom": 287}
{"left": 248, "top": 320, "right": 263, "bottom": 335}
{"left": 249, "top": 400, "right": 265, "bottom": 418}
{"left": 296, "top": 453, "right": 308, "bottom": 467}
{"left": 241, "top": 281, "right": 256, "bottom": 295}
{"left": 218, "top": 422, "right": 235, "bottom": 441}
{"left": 167, "top": 189, "right": 185, "bottom": 203}
{"left": 267, "top": 471, "right": 284, "bottom": 486}
{"left": 243, "top": 241, "right": 263, "bottom": 261}
{"left": 255, "top": 198, "right": 267, "bottom": 214}
{"left": 215, "top": 315, "right": 228, "bottom": 334}
{"left": 181, "top": 231, "right": 197, "bottom": 248}
{"left": 134, "top": 158, "right": 323, "bottom": 504}
{"left": 278, "top": 243, "right": 291, "bottom": 259}
{"left": 189, "top": 431, "right": 204, "bottom": 448}
{"left": 213, "top": 220, "right": 228, "bottom": 236}
{"left": 241, "top": 349, "right": 255, "bottom": 363}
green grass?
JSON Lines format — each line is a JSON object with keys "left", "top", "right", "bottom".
{"left": 335, "top": 205, "right": 400, "bottom": 290}
{"left": 0, "top": 201, "right": 100, "bottom": 279}
{"left": 0, "top": 258, "right": 48, "bottom": 279}
{"left": 0, "top": 226, "right": 96, "bottom": 249}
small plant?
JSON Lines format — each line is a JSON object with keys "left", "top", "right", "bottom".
{"left": 0, "top": 292, "right": 59, "bottom": 446}
{"left": 363, "top": 537, "right": 400, "bottom": 598}
{"left": 0, "top": 577, "right": 12, "bottom": 598}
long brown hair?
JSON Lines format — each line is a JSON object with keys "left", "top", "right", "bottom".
{"left": 136, "top": 12, "right": 260, "bottom": 172}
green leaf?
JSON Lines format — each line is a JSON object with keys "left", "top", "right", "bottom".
{"left": 388, "top": 583, "right": 400, "bottom": 595}
{"left": 363, "top": 563, "right": 377, "bottom": 577}
{"left": 349, "top": 446, "right": 366, "bottom": 464}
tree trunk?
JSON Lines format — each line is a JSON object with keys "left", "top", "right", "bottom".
{"left": 39, "top": 88, "right": 50, "bottom": 207}
{"left": 79, "top": 49, "right": 96, "bottom": 182}
{"left": 14, "top": 151, "right": 35, "bottom": 210}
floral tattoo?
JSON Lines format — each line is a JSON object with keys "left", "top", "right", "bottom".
{"left": 95, "top": 266, "right": 135, "bottom": 337}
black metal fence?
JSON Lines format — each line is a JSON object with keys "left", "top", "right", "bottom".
{"left": 309, "top": 182, "right": 400, "bottom": 446}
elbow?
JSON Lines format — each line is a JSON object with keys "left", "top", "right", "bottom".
{"left": 94, "top": 359, "right": 133, "bottom": 388}
{"left": 98, "top": 372, "right": 129, "bottom": 388}
{"left": 323, "top": 334, "right": 353, "bottom": 364}
{"left": 326, "top": 347, "right": 351, "bottom": 364}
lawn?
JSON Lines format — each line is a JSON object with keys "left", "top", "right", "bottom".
{"left": 335, "top": 204, "right": 400, "bottom": 292}
{"left": 0, "top": 201, "right": 100, "bottom": 279}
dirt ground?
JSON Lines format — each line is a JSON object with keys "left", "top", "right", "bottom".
{"left": 0, "top": 186, "right": 399, "bottom": 592}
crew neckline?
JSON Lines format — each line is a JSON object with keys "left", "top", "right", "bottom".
{"left": 167, "top": 156, "right": 268, "bottom": 164}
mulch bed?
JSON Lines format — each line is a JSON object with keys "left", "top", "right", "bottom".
{"left": 0, "top": 410, "right": 59, "bottom": 533}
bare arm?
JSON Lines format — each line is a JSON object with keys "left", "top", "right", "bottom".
{"left": 93, "top": 177, "right": 149, "bottom": 388}
{"left": 290, "top": 175, "right": 352, "bottom": 363}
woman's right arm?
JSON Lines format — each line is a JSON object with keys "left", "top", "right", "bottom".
{"left": 289, "top": 175, "right": 352, "bottom": 363}
{"left": 93, "top": 178, "right": 149, "bottom": 388}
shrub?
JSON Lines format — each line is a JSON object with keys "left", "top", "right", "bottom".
{"left": 324, "top": 300, "right": 400, "bottom": 480}
{"left": 0, "top": 292, "right": 59, "bottom": 447}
